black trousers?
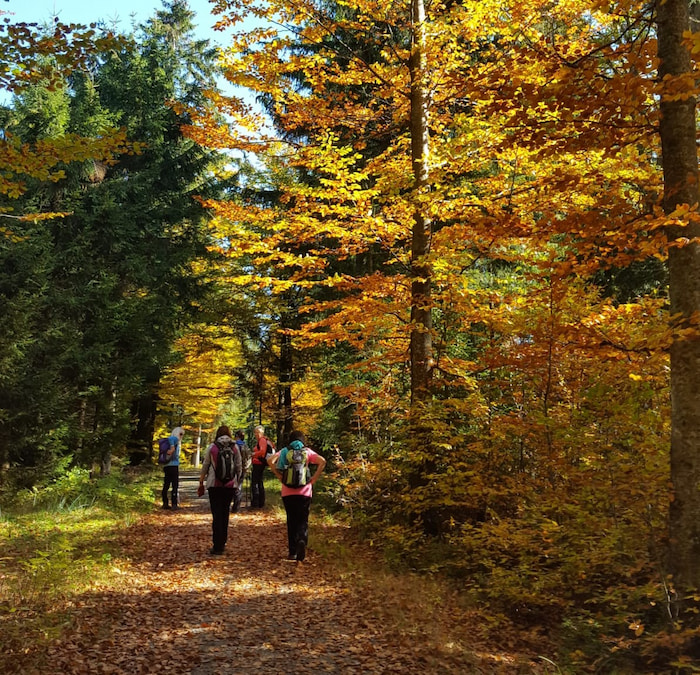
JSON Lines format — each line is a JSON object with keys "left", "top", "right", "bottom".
{"left": 282, "top": 495, "right": 312, "bottom": 557}
{"left": 251, "top": 463, "right": 266, "bottom": 507}
{"left": 208, "top": 487, "right": 235, "bottom": 552}
{"left": 162, "top": 465, "right": 179, "bottom": 507}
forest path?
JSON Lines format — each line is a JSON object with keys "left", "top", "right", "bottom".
{"left": 40, "top": 470, "right": 541, "bottom": 674}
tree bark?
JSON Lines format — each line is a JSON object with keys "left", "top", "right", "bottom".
{"left": 127, "top": 391, "right": 158, "bottom": 465}
{"left": 277, "top": 325, "right": 294, "bottom": 445}
{"left": 408, "top": 0, "right": 433, "bottom": 405}
{"left": 658, "top": 0, "right": 700, "bottom": 598}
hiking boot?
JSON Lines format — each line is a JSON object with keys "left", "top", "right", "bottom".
{"left": 209, "top": 547, "right": 224, "bottom": 555}
{"left": 295, "top": 540, "right": 306, "bottom": 562}
{"left": 161, "top": 504, "right": 171, "bottom": 510}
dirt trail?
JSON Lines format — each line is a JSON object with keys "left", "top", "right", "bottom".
{"left": 33, "top": 471, "right": 538, "bottom": 674}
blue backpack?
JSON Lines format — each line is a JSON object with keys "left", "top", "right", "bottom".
{"left": 157, "top": 438, "right": 171, "bottom": 464}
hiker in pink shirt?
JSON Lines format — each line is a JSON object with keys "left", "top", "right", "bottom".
{"left": 268, "top": 429, "right": 326, "bottom": 561}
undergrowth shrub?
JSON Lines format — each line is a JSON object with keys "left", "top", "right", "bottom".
{"left": 0, "top": 468, "right": 158, "bottom": 610}
{"left": 318, "top": 283, "right": 680, "bottom": 669}
{"left": 332, "top": 390, "right": 672, "bottom": 671}
{"left": 2, "top": 467, "right": 157, "bottom": 515}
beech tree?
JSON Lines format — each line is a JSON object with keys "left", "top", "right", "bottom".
{"left": 188, "top": 0, "right": 446, "bottom": 408}
{"left": 657, "top": 0, "right": 700, "bottom": 610}
{"left": 408, "top": 0, "right": 432, "bottom": 404}
{"left": 192, "top": 0, "right": 659, "bottom": 415}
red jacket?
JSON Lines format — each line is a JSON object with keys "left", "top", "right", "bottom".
{"left": 252, "top": 436, "right": 273, "bottom": 465}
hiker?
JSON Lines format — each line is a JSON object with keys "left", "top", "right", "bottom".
{"left": 161, "top": 427, "right": 184, "bottom": 510}
{"left": 268, "top": 430, "right": 326, "bottom": 562}
{"left": 251, "top": 425, "right": 273, "bottom": 508}
{"left": 232, "top": 429, "right": 251, "bottom": 513}
{"left": 197, "top": 425, "right": 242, "bottom": 555}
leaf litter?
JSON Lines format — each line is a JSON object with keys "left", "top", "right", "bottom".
{"left": 3, "top": 474, "right": 545, "bottom": 674}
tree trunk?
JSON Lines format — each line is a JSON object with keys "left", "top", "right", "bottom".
{"left": 658, "top": 0, "right": 700, "bottom": 600}
{"left": 408, "top": 0, "right": 433, "bottom": 405}
{"left": 277, "top": 323, "right": 294, "bottom": 445}
{"left": 258, "top": 357, "right": 264, "bottom": 425}
{"left": 100, "top": 448, "right": 112, "bottom": 476}
{"left": 100, "top": 376, "right": 119, "bottom": 476}
{"left": 405, "top": 0, "right": 440, "bottom": 536}
{"left": 127, "top": 390, "right": 158, "bottom": 465}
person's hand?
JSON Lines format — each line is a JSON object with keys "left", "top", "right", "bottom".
{"left": 197, "top": 483, "right": 205, "bottom": 497}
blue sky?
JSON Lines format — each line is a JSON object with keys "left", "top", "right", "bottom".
{"left": 2, "top": 0, "right": 268, "bottom": 135}
{"left": 3, "top": 0, "right": 228, "bottom": 45}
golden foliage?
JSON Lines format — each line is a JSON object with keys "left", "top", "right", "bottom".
{"left": 184, "top": 0, "right": 681, "bottom": 664}
{"left": 157, "top": 326, "right": 243, "bottom": 441}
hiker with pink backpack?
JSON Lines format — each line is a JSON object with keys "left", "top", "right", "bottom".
{"left": 197, "top": 425, "right": 242, "bottom": 555}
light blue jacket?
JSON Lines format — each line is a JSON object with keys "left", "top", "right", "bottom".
{"left": 165, "top": 434, "right": 180, "bottom": 466}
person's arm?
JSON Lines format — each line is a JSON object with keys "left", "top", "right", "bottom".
{"left": 252, "top": 438, "right": 263, "bottom": 463}
{"left": 242, "top": 443, "right": 251, "bottom": 472}
{"left": 198, "top": 447, "right": 212, "bottom": 495}
{"left": 309, "top": 454, "right": 326, "bottom": 485}
{"left": 267, "top": 451, "right": 282, "bottom": 480}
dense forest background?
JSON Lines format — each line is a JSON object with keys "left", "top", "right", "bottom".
{"left": 2, "top": 0, "right": 700, "bottom": 669}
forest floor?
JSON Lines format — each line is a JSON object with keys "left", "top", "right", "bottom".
{"left": 4, "top": 470, "right": 554, "bottom": 674}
